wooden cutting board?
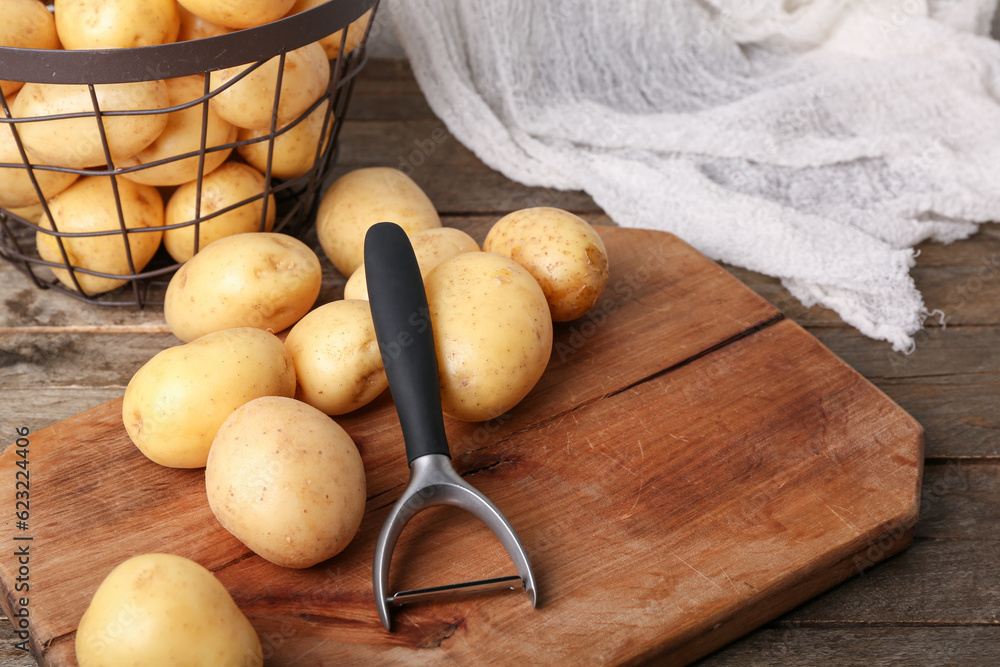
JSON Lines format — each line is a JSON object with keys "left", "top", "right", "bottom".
{"left": 0, "top": 227, "right": 923, "bottom": 666}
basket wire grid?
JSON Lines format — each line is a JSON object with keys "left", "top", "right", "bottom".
{"left": 0, "top": 0, "right": 380, "bottom": 307}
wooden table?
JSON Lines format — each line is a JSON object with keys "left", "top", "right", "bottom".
{"left": 1, "top": 59, "right": 997, "bottom": 665}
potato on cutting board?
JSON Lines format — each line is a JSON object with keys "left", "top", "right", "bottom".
{"left": 316, "top": 166, "right": 442, "bottom": 277}
{"left": 122, "top": 327, "right": 296, "bottom": 468}
{"left": 75, "top": 553, "right": 262, "bottom": 666}
{"left": 283, "top": 299, "right": 389, "bottom": 415}
{"left": 425, "top": 251, "right": 553, "bottom": 422}
{"left": 206, "top": 396, "right": 367, "bottom": 569}
{"left": 484, "top": 206, "right": 610, "bottom": 322}
{"left": 344, "top": 226, "right": 480, "bottom": 300}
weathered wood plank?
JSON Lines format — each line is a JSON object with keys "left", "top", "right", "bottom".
{"left": 804, "top": 327, "right": 1000, "bottom": 458}
{"left": 910, "top": 223, "right": 1000, "bottom": 266}
{"left": 780, "top": 539, "right": 1000, "bottom": 624}
{"left": 0, "top": 333, "right": 176, "bottom": 389}
{"left": 696, "top": 626, "right": 1000, "bottom": 666}
{"left": 0, "top": 620, "right": 35, "bottom": 667}
{"left": 0, "top": 388, "right": 125, "bottom": 444}
{"left": 917, "top": 463, "right": 1000, "bottom": 540}
{"left": 346, "top": 59, "right": 436, "bottom": 120}
{"left": 330, "top": 118, "right": 601, "bottom": 214}
{"left": 873, "top": 375, "right": 1000, "bottom": 458}
{"left": 808, "top": 325, "right": 1000, "bottom": 380}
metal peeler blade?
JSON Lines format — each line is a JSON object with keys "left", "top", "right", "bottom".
{"left": 364, "top": 222, "right": 538, "bottom": 632}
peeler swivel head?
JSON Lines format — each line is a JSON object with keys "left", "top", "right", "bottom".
{"left": 372, "top": 454, "right": 537, "bottom": 631}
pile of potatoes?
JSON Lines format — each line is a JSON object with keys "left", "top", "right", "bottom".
{"left": 120, "top": 167, "right": 608, "bottom": 575}
{"left": 93, "top": 166, "right": 609, "bottom": 663}
{"left": 0, "top": 0, "right": 374, "bottom": 298}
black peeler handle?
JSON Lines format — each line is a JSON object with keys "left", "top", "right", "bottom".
{"left": 364, "top": 222, "right": 451, "bottom": 465}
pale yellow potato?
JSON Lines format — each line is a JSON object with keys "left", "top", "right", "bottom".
{"left": 177, "top": 0, "right": 295, "bottom": 30}
{"left": 284, "top": 299, "right": 387, "bottom": 415}
{"left": 345, "top": 226, "right": 480, "bottom": 300}
{"left": 36, "top": 176, "right": 164, "bottom": 295}
{"left": 75, "top": 553, "right": 262, "bottom": 667}
{"left": 55, "top": 0, "right": 180, "bottom": 49}
{"left": 122, "top": 327, "right": 296, "bottom": 468}
{"left": 12, "top": 80, "right": 170, "bottom": 169}
{"left": 6, "top": 202, "right": 44, "bottom": 223}
{"left": 483, "top": 207, "right": 610, "bottom": 322}
{"left": 287, "top": 1, "right": 373, "bottom": 58}
{"left": 0, "top": 0, "right": 59, "bottom": 97}
{"left": 316, "top": 167, "right": 441, "bottom": 277}
{"left": 119, "top": 75, "right": 236, "bottom": 187}
{"left": 208, "top": 41, "right": 329, "bottom": 130}
{"left": 163, "top": 162, "right": 276, "bottom": 262}
{"left": 206, "top": 396, "right": 366, "bottom": 568}
{"left": 164, "top": 232, "right": 322, "bottom": 342}
{"left": 425, "top": 252, "right": 553, "bottom": 422}
{"left": 0, "top": 96, "right": 79, "bottom": 208}
{"left": 177, "top": 5, "right": 230, "bottom": 41}
{"left": 237, "top": 99, "right": 331, "bottom": 180}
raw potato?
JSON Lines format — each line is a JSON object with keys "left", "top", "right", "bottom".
{"left": 425, "top": 252, "right": 553, "bottom": 422}
{"left": 163, "top": 162, "right": 276, "bottom": 262}
{"left": 12, "top": 80, "right": 170, "bottom": 169}
{"left": 177, "top": 0, "right": 295, "bottom": 30}
{"left": 75, "top": 553, "right": 262, "bottom": 667}
{"left": 164, "top": 232, "right": 322, "bottom": 342}
{"left": 237, "top": 99, "right": 331, "bottom": 180}
{"left": 35, "top": 176, "right": 164, "bottom": 295}
{"left": 208, "top": 41, "right": 329, "bottom": 130}
{"left": 484, "top": 207, "right": 610, "bottom": 322}
{"left": 284, "top": 299, "right": 388, "bottom": 414}
{"left": 123, "top": 327, "right": 296, "bottom": 468}
{"left": 287, "top": 1, "right": 373, "bottom": 58}
{"left": 345, "top": 226, "right": 480, "bottom": 300}
{"left": 55, "top": 0, "right": 180, "bottom": 49}
{"left": 119, "top": 75, "right": 237, "bottom": 187}
{"left": 1, "top": 0, "right": 59, "bottom": 96}
{"left": 177, "top": 5, "right": 230, "bottom": 41}
{"left": 316, "top": 167, "right": 442, "bottom": 277}
{"left": 0, "top": 97, "right": 79, "bottom": 208}
{"left": 206, "top": 396, "right": 367, "bottom": 569}
{"left": 6, "top": 202, "right": 44, "bottom": 223}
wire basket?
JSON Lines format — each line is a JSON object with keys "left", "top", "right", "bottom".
{"left": 0, "top": 0, "right": 379, "bottom": 307}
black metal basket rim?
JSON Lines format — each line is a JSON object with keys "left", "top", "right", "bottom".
{"left": 0, "top": 0, "right": 378, "bottom": 85}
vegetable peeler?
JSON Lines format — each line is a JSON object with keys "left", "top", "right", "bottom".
{"left": 364, "top": 222, "right": 538, "bottom": 632}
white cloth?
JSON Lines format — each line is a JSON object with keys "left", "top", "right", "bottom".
{"left": 389, "top": 0, "right": 1000, "bottom": 351}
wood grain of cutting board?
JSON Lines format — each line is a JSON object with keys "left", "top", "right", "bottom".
{"left": 0, "top": 228, "right": 923, "bottom": 665}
